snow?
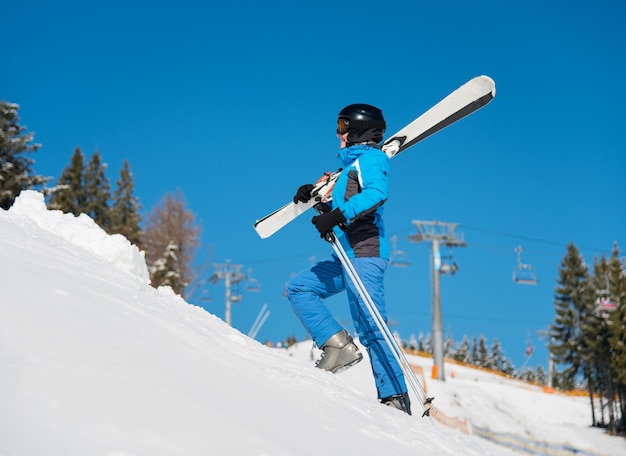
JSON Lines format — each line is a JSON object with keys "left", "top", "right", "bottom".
{"left": 1, "top": 190, "right": 624, "bottom": 456}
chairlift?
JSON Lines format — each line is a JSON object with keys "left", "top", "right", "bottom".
{"left": 595, "top": 275, "right": 618, "bottom": 317}
{"left": 245, "top": 268, "right": 261, "bottom": 292}
{"left": 245, "top": 278, "right": 261, "bottom": 292}
{"left": 390, "top": 235, "right": 410, "bottom": 268}
{"left": 516, "top": 331, "right": 535, "bottom": 372}
{"left": 439, "top": 253, "right": 459, "bottom": 275}
{"left": 596, "top": 297, "right": 618, "bottom": 314}
{"left": 512, "top": 246, "right": 538, "bottom": 285}
{"left": 438, "top": 247, "right": 458, "bottom": 275}
{"left": 519, "top": 331, "right": 535, "bottom": 370}
{"left": 198, "top": 289, "right": 212, "bottom": 302}
{"left": 229, "top": 282, "right": 243, "bottom": 303}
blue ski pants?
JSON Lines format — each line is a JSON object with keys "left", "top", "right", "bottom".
{"left": 285, "top": 254, "right": 407, "bottom": 399}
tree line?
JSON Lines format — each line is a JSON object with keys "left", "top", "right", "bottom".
{"left": 402, "top": 333, "right": 547, "bottom": 383}
{"left": 550, "top": 242, "right": 625, "bottom": 435}
{"left": 1, "top": 101, "right": 199, "bottom": 296}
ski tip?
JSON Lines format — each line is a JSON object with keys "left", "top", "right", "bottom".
{"left": 252, "top": 222, "right": 272, "bottom": 239}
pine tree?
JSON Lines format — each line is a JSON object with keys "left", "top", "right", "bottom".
{"left": 48, "top": 147, "right": 86, "bottom": 214}
{"left": 109, "top": 160, "right": 142, "bottom": 246}
{"left": 470, "top": 336, "right": 478, "bottom": 366}
{"left": 83, "top": 150, "right": 111, "bottom": 230}
{"left": 536, "top": 365, "right": 547, "bottom": 386}
{"left": 583, "top": 254, "right": 614, "bottom": 428}
{"left": 477, "top": 335, "right": 490, "bottom": 368}
{"left": 149, "top": 242, "right": 185, "bottom": 294}
{"left": 444, "top": 333, "right": 455, "bottom": 357}
{"left": 0, "top": 101, "right": 49, "bottom": 209}
{"left": 417, "top": 332, "right": 426, "bottom": 352}
{"left": 607, "top": 244, "right": 626, "bottom": 385}
{"left": 606, "top": 244, "right": 626, "bottom": 433}
{"left": 285, "top": 335, "right": 298, "bottom": 348}
{"left": 407, "top": 334, "right": 417, "bottom": 351}
{"left": 143, "top": 190, "right": 201, "bottom": 295}
{"left": 453, "top": 336, "right": 471, "bottom": 364}
{"left": 501, "top": 357, "right": 515, "bottom": 376}
{"left": 489, "top": 338, "right": 504, "bottom": 371}
{"left": 549, "top": 243, "right": 593, "bottom": 386}
{"left": 518, "top": 367, "right": 537, "bottom": 383}
{"left": 423, "top": 333, "right": 433, "bottom": 355}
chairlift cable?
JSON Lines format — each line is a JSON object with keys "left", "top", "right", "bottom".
{"left": 461, "top": 224, "right": 608, "bottom": 254}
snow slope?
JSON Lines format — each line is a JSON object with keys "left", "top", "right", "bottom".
{"left": 1, "top": 191, "right": 624, "bottom": 456}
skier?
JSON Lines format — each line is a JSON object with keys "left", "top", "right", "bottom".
{"left": 285, "top": 104, "right": 411, "bottom": 415}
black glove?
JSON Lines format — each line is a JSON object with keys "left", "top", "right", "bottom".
{"left": 311, "top": 208, "right": 347, "bottom": 238}
{"left": 293, "top": 184, "right": 314, "bottom": 203}
{"left": 313, "top": 202, "right": 332, "bottom": 214}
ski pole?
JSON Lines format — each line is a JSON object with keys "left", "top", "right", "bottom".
{"left": 326, "top": 231, "right": 436, "bottom": 421}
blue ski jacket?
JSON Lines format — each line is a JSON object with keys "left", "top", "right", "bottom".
{"left": 331, "top": 144, "right": 390, "bottom": 259}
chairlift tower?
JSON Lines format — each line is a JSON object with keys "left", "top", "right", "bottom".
{"left": 408, "top": 220, "right": 467, "bottom": 381}
{"left": 209, "top": 261, "right": 253, "bottom": 326}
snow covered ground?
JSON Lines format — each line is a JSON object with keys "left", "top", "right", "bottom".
{"left": 1, "top": 191, "right": 624, "bottom": 456}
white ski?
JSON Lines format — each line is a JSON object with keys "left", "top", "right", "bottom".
{"left": 254, "top": 75, "right": 496, "bottom": 239}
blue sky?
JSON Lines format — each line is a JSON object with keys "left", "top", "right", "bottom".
{"left": 4, "top": 0, "right": 625, "bottom": 370}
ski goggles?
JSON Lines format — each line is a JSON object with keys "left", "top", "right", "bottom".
{"left": 336, "top": 118, "right": 350, "bottom": 134}
{"left": 337, "top": 118, "right": 385, "bottom": 135}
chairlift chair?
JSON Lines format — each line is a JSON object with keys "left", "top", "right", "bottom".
{"left": 198, "top": 289, "right": 212, "bottom": 302}
{"left": 513, "top": 246, "right": 538, "bottom": 285}
{"left": 438, "top": 246, "right": 459, "bottom": 275}
{"left": 513, "top": 265, "right": 538, "bottom": 285}
{"left": 245, "top": 269, "right": 261, "bottom": 292}
{"left": 525, "top": 330, "right": 534, "bottom": 357}
{"left": 596, "top": 296, "right": 618, "bottom": 313}
{"left": 229, "top": 281, "right": 243, "bottom": 302}
{"left": 595, "top": 275, "right": 618, "bottom": 316}
{"left": 440, "top": 261, "right": 458, "bottom": 275}
{"left": 389, "top": 235, "right": 410, "bottom": 268}
{"left": 245, "top": 278, "right": 261, "bottom": 292}
{"left": 439, "top": 252, "right": 459, "bottom": 275}
{"left": 517, "top": 331, "right": 535, "bottom": 370}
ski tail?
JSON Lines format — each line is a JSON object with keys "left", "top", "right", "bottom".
{"left": 254, "top": 75, "right": 495, "bottom": 239}
{"left": 393, "top": 88, "right": 494, "bottom": 155}
{"left": 383, "top": 75, "right": 495, "bottom": 158}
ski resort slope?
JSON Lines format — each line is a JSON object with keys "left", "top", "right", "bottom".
{"left": 1, "top": 191, "right": 624, "bottom": 456}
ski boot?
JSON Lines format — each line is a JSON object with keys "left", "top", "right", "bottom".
{"left": 315, "top": 329, "right": 363, "bottom": 373}
{"left": 381, "top": 392, "right": 412, "bottom": 415}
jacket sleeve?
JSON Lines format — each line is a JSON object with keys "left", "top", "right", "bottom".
{"left": 339, "top": 151, "right": 390, "bottom": 223}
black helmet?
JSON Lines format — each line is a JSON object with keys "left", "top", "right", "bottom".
{"left": 337, "top": 103, "right": 386, "bottom": 144}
